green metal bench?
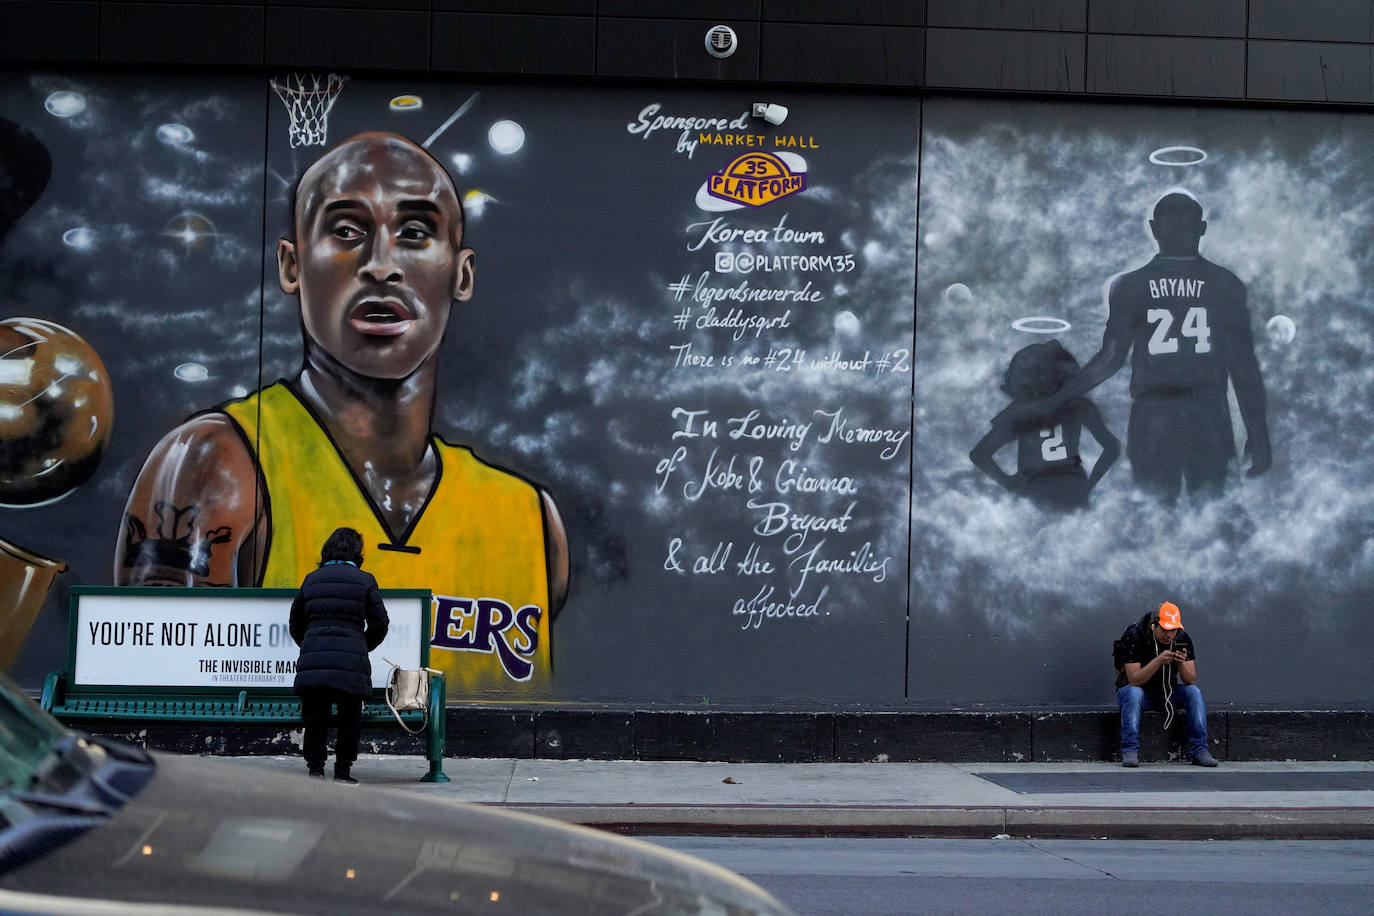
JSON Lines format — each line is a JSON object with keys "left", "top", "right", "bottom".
{"left": 40, "top": 586, "right": 449, "bottom": 783}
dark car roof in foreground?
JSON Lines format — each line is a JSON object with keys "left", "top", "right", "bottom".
{"left": 0, "top": 752, "right": 792, "bottom": 916}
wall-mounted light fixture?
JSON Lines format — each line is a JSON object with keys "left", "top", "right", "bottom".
{"left": 752, "top": 102, "right": 788, "bottom": 126}
{"left": 705, "top": 25, "right": 738, "bottom": 58}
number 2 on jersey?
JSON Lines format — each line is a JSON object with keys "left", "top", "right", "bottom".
{"left": 1040, "top": 425, "right": 1067, "bottom": 462}
{"left": 1147, "top": 306, "right": 1211, "bottom": 355}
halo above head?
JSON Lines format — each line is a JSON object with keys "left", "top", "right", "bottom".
{"left": 1149, "top": 146, "right": 1207, "bottom": 167}
{"left": 1011, "top": 316, "right": 1071, "bottom": 334}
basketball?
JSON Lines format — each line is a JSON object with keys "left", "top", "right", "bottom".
{"left": 0, "top": 318, "right": 113, "bottom": 506}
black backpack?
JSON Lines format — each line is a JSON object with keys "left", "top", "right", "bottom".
{"left": 1112, "top": 614, "right": 1153, "bottom": 684}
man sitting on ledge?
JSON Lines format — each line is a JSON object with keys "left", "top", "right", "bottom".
{"left": 1114, "top": 600, "right": 1219, "bottom": 768}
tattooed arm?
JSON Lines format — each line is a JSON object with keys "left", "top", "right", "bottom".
{"left": 115, "top": 414, "right": 266, "bottom": 587}
{"left": 540, "top": 489, "right": 570, "bottom": 618}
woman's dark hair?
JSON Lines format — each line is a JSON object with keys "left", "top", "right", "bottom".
{"left": 319, "top": 527, "right": 364, "bottom": 566}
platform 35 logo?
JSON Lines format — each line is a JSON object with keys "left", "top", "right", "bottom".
{"left": 430, "top": 595, "right": 541, "bottom": 681}
{"left": 707, "top": 151, "right": 807, "bottom": 208}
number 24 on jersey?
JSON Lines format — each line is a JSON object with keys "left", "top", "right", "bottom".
{"left": 1147, "top": 306, "right": 1211, "bottom": 355}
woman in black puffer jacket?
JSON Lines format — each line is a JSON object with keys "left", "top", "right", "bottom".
{"left": 289, "top": 527, "right": 389, "bottom": 784}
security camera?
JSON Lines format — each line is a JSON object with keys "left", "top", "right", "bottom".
{"left": 751, "top": 102, "right": 788, "bottom": 126}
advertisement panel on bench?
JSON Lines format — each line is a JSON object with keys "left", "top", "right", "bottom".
{"left": 72, "top": 593, "right": 423, "bottom": 689}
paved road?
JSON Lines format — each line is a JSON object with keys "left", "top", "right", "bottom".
{"left": 645, "top": 837, "right": 1374, "bottom": 916}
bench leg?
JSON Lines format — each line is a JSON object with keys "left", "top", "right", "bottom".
{"left": 421, "top": 672, "right": 450, "bottom": 783}
{"left": 41, "top": 671, "right": 65, "bottom": 712}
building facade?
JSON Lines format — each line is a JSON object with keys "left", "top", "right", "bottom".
{"left": 1, "top": 2, "right": 1372, "bottom": 723}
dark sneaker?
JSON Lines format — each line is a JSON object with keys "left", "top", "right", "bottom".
{"left": 308, "top": 768, "right": 325, "bottom": 779}
{"left": 1121, "top": 750, "right": 1139, "bottom": 767}
{"left": 334, "top": 775, "right": 359, "bottom": 785}
{"left": 1191, "top": 750, "right": 1219, "bottom": 767}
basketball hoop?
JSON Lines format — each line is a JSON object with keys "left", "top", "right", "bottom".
{"left": 270, "top": 73, "right": 347, "bottom": 148}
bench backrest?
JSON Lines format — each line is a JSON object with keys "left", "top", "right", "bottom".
{"left": 65, "top": 586, "right": 431, "bottom": 699}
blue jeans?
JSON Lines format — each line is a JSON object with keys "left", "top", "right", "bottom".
{"left": 1117, "top": 683, "right": 1209, "bottom": 757}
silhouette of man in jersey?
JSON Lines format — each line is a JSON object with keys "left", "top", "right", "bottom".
{"left": 1012, "top": 192, "right": 1270, "bottom": 504}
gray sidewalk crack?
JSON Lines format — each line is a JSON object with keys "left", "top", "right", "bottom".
{"left": 501, "top": 759, "right": 518, "bottom": 802}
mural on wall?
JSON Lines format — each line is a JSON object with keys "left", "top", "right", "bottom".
{"left": 912, "top": 100, "right": 1374, "bottom": 707}
{"left": 18, "top": 74, "right": 1370, "bottom": 710}
{"left": 981, "top": 189, "right": 1269, "bottom": 506}
{"left": 0, "top": 72, "right": 919, "bottom": 702}
{"left": 582, "top": 95, "right": 917, "bottom": 702}
{"left": 0, "top": 75, "right": 269, "bottom": 689}
{"left": 115, "top": 130, "right": 570, "bottom": 693}
{"left": 250, "top": 82, "right": 919, "bottom": 702}
{"left": 0, "top": 117, "right": 96, "bottom": 668}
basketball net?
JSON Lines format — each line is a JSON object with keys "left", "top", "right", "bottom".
{"left": 270, "top": 73, "right": 347, "bottom": 148}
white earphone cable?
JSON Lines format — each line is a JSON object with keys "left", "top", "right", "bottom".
{"left": 1156, "top": 634, "right": 1176, "bottom": 731}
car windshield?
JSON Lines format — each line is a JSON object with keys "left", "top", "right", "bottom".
{"left": 0, "top": 671, "right": 68, "bottom": 792}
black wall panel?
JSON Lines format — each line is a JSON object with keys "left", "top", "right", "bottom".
{"left": 264, "top": 6, "right": 430, "bottom": 70}
{"left": 433, "top": 0, "right": 594, "bottom": 12}
{"left": 763, "top": 0, "right": 925, "bottom": 27}
{"left": 1087, "top": 35, "right": 1246, "bottom": 98}
{"left": 1089, "top": 0, "right": 1246, "bottom": 38}
{"left": 431, "top": 12, "right": 596, "bottom": 76}
{"left": 926, "top": 28, "right": 1085, "bottom": 92}
{"left": 0, "top": 1, "right": 101, "bottom": 62}
{"left": 927, "top": 0, "right": 1085, "bottom": 32}
{"left": 598, "top": 0, "right": 761, "bottom": 19}
{"left": 1248, "top": 0, "right": 1374, "bottom": 43}
{"left": 100, "top": 2, "right": 265, "bottom": 65}
{"left": 761, "top": 23, "right": 923, "bottom": 86}
{"left": 1247, "top": 40, "right": 1373, "bottom": 104}
{"left": 596, "top": 17, "right": 760, "bottom": 80}
{"left": 281, "top": 0, "right": 427, "bottom": 9}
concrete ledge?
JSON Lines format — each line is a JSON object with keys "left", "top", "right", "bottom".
{"left": 636, "top": 712, "right": 835, "bottom": 763}
{"left": 1229, "top": 710, "right": 1374, "bottom": 760}
{"left": 68, "top": 708, "right": 1373, "bottom": 763}
{"left": 504, "top": 803, "right": 1009, "bottom": 837}
{"left": 1004, "top": 806, "right": 1374, "bottom": 840}
{"left": 493, "top": 802, "right": 1374, "bottom": 840}
{"left": 1032, "top": 709, "right": 1228, "bottom": 762}
{"left": 837, "top": 712, "right": 1032, "bottom": 762}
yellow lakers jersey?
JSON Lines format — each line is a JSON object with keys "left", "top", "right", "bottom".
{"left": 223, "top": 382, "right": 551, "bottom": 695}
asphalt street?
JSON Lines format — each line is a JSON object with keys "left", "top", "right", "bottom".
{"left": 645, "top": 837, "right": 1374, "bottom": 916}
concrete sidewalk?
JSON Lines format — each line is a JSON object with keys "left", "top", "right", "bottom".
{"left": 218, "top": 755, "right": 1374, "bottom": 840}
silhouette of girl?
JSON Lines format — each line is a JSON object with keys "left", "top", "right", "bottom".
{"left": 970, "top": 340, "right": 1121, "bottom": 511}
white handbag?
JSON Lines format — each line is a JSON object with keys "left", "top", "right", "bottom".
{"left": 384, "top": 658, "right": 441, "bottom": 734}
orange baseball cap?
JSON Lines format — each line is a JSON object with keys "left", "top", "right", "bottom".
{"left": 1157, "top": 601, "right": 1183, "bottom": 630}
